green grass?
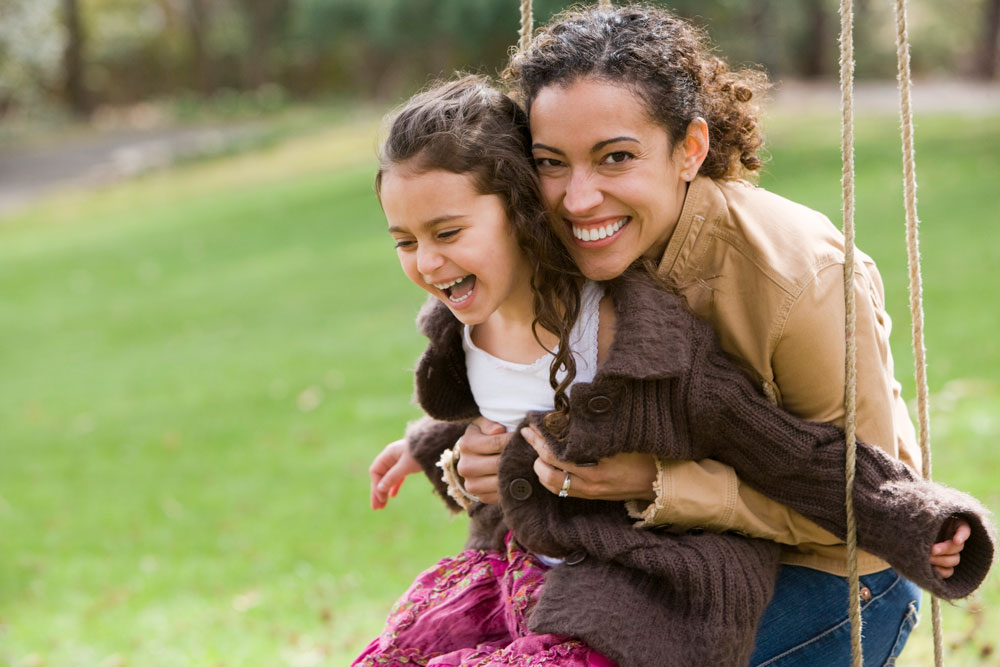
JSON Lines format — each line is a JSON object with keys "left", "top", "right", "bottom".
{"left": 1, "top": 109, "right": 998, "bottom": 665}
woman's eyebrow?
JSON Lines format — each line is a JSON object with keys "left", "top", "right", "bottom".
{"left": 531, "top": 137, "right": 641, "bottom": 155}
{"left": 592, "top": 136, "right": 640, "bottom": 152}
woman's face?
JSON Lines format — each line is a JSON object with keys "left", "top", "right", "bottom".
{"left": 381, "top": 166, "right": 532, "bottom": 326}
{"left": 530, "top": 77, "right": 703, "bottom": 281}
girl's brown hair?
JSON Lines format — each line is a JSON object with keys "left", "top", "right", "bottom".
{"left": 504, "top": 3, "right": 769, "bottom": 180}
{"left": 376, "top": 75, "right": 580, "bottom": 435}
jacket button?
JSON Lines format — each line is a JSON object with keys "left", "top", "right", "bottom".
{"left": 564, "top": 551, "right": 586, "bottom": 565}
{"left": 509, "top": 478, "right": 533, "bottom": 501}
{"left": 587, "top": 395, "right": 613, "bottom": 414}
{"left": 860, "top": 586, "right": 872, "bottom": 602}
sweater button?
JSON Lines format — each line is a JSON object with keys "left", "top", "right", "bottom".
{"left": 587, "top": 395, "right": 613, "bottom": 414}
{"left": 564, "top": 551, "right": 586, "bottom": 565}
{"left": 508, "top": 478, "right": 533, "bottom": 501}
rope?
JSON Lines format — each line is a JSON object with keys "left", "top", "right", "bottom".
{"left": 518, "top": 0, "right": 533, "bottom": 52}
{"left": 893, "top": 0, "right": 943, "bottom": 664}
{"left": 837, "top": 0, "right": 864, "bottom": 664}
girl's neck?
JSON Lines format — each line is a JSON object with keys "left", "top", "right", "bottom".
{"left": 470, "top": 280, "right": 557, "bottom": 364}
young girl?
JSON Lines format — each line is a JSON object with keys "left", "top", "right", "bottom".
{"left": 357, "top": 76, "right": 994, "bottom": 667}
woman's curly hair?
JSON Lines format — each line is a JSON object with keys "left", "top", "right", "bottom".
{"left": 504, "top": 3, "right": 770, "bottom": 181}
{"left": 376, "top": 75, "right": 581, "bottom": 436}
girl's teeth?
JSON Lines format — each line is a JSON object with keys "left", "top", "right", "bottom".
{"left": 432, "top": 276, "right": 466, "bottom": 290}
{"left": 573, "top": 218, "right": 625, "bottom": 241}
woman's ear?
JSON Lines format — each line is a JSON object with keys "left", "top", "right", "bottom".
{"left": 678, "top": 117, "right": 709, "bottom": 181}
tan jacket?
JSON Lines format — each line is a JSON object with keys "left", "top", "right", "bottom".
{"left": 627, "top": 176, "right": 921, "bottom": 576}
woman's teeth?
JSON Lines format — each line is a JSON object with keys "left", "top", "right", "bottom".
{"left": 572, "top": 218, "right": 627, "bottom": 241}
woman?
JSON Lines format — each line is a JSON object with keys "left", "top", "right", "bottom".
{"left": 446, "top": 4, "right": 965, "bottom": 665}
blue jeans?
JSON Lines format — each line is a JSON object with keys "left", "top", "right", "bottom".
{"left": 750, "top": 566, "right": 921, "bottom": 666}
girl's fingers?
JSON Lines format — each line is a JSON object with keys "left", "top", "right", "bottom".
{"left": 934, "top": 566, "right": 955, "bottom": 579}
{"left": 930, "top": 553, "right": 962, "bottom": 568}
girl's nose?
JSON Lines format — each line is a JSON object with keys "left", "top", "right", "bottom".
{"left": 416, "top": 245, "right": 445, "bottom": 277}
{"left": 562, "top": 169, "right": 603, "bottom": 214}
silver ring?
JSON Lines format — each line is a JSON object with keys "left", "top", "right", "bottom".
{"left": 558, "top": 471, "right": 572, "bottom": 498}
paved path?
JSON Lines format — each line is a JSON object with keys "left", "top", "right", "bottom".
{"left": 0, "top": 124, "right": 260, "bottom": 218}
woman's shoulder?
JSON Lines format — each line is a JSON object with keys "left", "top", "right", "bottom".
{"left": 706, "top": 178, "right": 850, "bottom": 294}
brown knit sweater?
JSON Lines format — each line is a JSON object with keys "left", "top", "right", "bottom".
{"left": 406, "top": 271, "right": 995, "bottom": 667}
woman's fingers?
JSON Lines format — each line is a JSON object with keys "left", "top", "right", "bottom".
{"left": 521, "top": 426, "right": 657, "bottom": 501}
{"left": 454, "top": 420, "right": 511, "bottom": 505}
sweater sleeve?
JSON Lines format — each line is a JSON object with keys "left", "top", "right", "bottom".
{"left": 686, "top": 332, "right": 995, "bottom": 600}
{"left": 405, "top": 415, "right": 471, "bottom": 513}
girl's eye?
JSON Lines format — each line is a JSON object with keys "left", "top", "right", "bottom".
{"left": 393, "top": 239, "right": 415, "bottom": 250}
{"left": 602, "top": 151, "right": 634, "bottom": 165}
{"left": 438, "top": 229, "right": 460, "bottom": 240}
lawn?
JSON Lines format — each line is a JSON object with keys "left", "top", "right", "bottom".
{"left": 1, "top": 106, "right": 997, "bottom": 666}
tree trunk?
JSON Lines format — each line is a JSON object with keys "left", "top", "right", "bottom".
{"left": 62, "top": 0, "right": 90, "bottom": 116}
{"left": 801, "top": 0, "right": 829, "bottom": 79}
{"left": 974, "top": 0, "right": 1000, "bottom": 79}
{"left": 749, "top": 0, "right": 777, "bottom": 75}
{"left": 186, "top": 0, "right": 213, "bottom": 92}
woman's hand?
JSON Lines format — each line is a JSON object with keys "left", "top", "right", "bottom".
{"left": 369, "top": 439, "right": 422, "bottom": 510}
{"left": 520, "top": 424, "right": 658, "bottom": 502}
{"left": 455, "top": 417, "right": 512, "bottom": 504}
{"left": 930, "top": 518, "right": 971, "bottom": 578}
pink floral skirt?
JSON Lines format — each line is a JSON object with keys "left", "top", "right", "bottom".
{"left": 352, "top": 534, "right": 616, "bottom": 666}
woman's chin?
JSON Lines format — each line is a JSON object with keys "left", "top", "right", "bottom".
{"left": 569, "top": 249, "right": 633, "bottom": 282}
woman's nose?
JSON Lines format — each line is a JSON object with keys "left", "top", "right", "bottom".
{"left": 562, "top": 169, "right": 603, "bottom": 214}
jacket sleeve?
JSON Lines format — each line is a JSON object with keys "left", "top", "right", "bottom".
{"left": 771, "top": 261, "right": 922, "bottom": 473}
{"left": 684, "top": 331, "right": 995, "bottom": 600}
{"left": 405, "top": 415, "right": 471, "bottom": 513}
{"left": 626, "top": 458, "right": 843, "bottom": 548}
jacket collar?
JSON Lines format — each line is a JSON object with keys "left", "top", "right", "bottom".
{"left": 656, "top": 175, "right": 721, "bottom": 283}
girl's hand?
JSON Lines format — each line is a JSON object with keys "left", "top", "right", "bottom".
{"left": 930, "top": 517, "right": 971, "bottom": 578}
{"left": 369, "top": 439, "right": 422, "bottom": 510}
{"left": 455, "top": 417, "right": 511, "bottom": 504}
{"left": 520, "top": 424, "right": 657, "bottom": 502}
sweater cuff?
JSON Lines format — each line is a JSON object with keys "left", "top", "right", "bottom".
{"left": 405, "top": 416, "right": 470, "bottom": 513}
{"left": 437, "top": 444, "right": 481, "bottom": 511}
{"left": 628, "top": 458, "right": 740, "bottom": 532}
{"left": 627, "top": 456, "right": 671, "bottom": 527}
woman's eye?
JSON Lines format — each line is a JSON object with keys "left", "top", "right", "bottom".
{"left": 534, "top": 157, "right": 564, "bottom": 169}
{"left": 602, "top": 151, "right": 634, "bottom": 165}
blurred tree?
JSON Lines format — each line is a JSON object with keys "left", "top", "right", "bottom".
{"left": 62, "top": 0, "right": 91, "bottom": 115}
{"left": 234, "top": 0, "right": 292, "bottom": 89}
{"left": 0, "top": 0, "right": 993, "bottom": 118}
{"left": 975, "top": 0, "right": 1000, "bottom": 79}
{"left": 0, "top": 0, "right": 65, "bottom": 112}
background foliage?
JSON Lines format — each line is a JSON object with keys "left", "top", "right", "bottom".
{"left": 1, "top": 0, "right": 999, "bottom": 116}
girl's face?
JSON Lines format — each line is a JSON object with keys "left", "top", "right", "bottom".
{"left": 529, "top": 77, "right": 705, "bottom": 281}
{"left": 382, "top": 167, "right": 533, "bottom": 326}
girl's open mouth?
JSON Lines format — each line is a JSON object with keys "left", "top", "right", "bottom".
{"left": 435, "top": 274, "right": 477, "bottom": 306}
